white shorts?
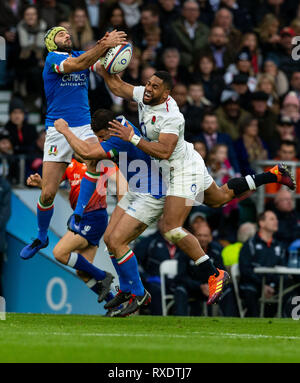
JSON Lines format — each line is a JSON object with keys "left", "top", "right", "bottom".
{"left": 43, "top": 124, "right": 97, "bottom": 163}
{"left": 118, "top": 191, "right": 165, "bottom": 226}
{"left": 166, "top": 150, "right": 213, "bottom": 201}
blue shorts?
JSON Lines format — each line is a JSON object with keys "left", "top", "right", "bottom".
{"left": 78, "top": 208, "right": 108, "bottom": 246}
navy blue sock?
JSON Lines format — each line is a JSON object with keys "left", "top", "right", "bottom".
{"left": 37, "top": 198, "right": 54, "bottom": 242}
{"left": 110, "top": 253, "right": 131, "bottom": 293}
{"left": 74, "top": 172, "right": 100, "bottom": 217}
{"left": 67, "top": 253, "right": 106, "bottom": 281}
{"left": 116, "top": 249, "right": 144, "bottom": 296}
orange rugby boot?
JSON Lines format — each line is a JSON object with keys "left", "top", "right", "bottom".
{"left": 207, "top": 269, "right": 230, "bottom": 305}
{"left": 269, "top": 163, "right": 296, "bottom": 191}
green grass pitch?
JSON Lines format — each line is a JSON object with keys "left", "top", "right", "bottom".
{"left": 1, "top": 313, "right": 300, "bottom": 362}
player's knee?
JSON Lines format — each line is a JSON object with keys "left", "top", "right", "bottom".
{"left": 53, "top": 247, "right": 67, "bottom": 264}
{"left": 105, "top": 232, "right": 123, "bottom": 253}
{"left": 163, "top": 226, "right": 187, "bottom": 244}
{"left": 41, "top": 189, "right": 56, "bottom": 206}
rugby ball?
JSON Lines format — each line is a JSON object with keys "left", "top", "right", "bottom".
{"left": 103, "top": 43, "right": 132, "bottom": 74}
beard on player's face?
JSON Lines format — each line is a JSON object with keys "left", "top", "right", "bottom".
{"left": 56, "top": 38, "right": 73, "bottom": 53}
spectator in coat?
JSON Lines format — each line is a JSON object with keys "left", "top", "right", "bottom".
{"left": 198, "top": 26, "right": 236, "bottom": 73}
{"left": 224, "top": 47, "right": 257, "bottom": 92}
{"left": 234, "top": 115, "right": 268, "bottom": 176}
{"left": 272, "top": 189, "right": 300, "bottom": 249}
{"left": 267, "top": 115, "right": 299, "bottom": 158}
{"left": 0, "top": 130, "right": 20, "bottom": 185}
{"left": 191, "top": 53, "right": 225, "bottom": 105}
{"left": 213, "top": 7, "right": 242, "bottom": 53}
{"left": 0, "top": 176, "right": 11, "bottom": 296}
{"left": 249, "top": 90, "right": 278, "bottom": 143}
{"left": 263, "top": 57, "right": 289, "bottom": 98}
{"left": 215, "top": 89, "right": 251, "bottom": 140}
{"left": 171, "top": 83, "right": 205, "bottom": 140}
{"left": 5, "top": 98, "right": 37, "bottom": 155}
{"left": 159, "top": 48, "right": 190, "bottom": 86}
{"left": 239, "top": 210, "right": 286, "bottom": 317}
{"left": 194, "top": 112, "right": 241, "bottom": 173}
{"left": 15, "top": 5, "right": 47, "bottom": 100}
{"left": 170, "top": 0, "right": 210, "bottom": 69}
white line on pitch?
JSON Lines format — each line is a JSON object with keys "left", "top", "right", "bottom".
{"left": 18, "top": 331, "right": 300, "bottom": 340}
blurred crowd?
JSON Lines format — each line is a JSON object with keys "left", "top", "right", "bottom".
{"left": 0, "top": 0, "right": 300, "bottom": 317}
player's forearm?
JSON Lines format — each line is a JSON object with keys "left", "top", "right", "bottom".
{"left": 99, "top": 68, "right": 133, "bottom": 99}
{"left": 101, "top": 70, "right": 123, "bottom": 95}
{"left": 73, "top": 43, "right": 107, "bottom": 70}
{"left": 137, "top": 138, "right": 172, "bottom": 160}
{"left": 61, "top": 129, "right": 97, "bottom": 159}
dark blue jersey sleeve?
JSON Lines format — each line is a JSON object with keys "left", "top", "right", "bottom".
{"left": 100, "top": 136, "right": 130, "bottom": 158}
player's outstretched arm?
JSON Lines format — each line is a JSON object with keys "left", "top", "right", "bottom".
{"left": 62, "top": 30, "right": 127, "bottom": 74}
{"left": 109, "top": 119, "right": 178, "bottom": 159}
{"left": 54, "top": 119, "right": 107, "bottom": 160}
{"left": 96, "top": 64, "right": 134, "bottom": 100}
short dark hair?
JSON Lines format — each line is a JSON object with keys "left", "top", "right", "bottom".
{"left": 153, "top": 71, "right": 173, "bottom": 90}
{"left": 141, "top": 4, "right": 160, "bottom": 16}
{"left": 257, "top": 210, "right": 273, "bottom": 226}
{"left": 91, "top": 109, "right": 115, "bottom": 133}
{"left": 279, "top": 140, "right": 297, "bottom": 151}
{"left": 202, "top": 110, "right": 217, "bottom": 122}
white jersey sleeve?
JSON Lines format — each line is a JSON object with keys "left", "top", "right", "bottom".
{"left": 159, "top": 114, "right": 182, "bottom": 136}
{"left": 133, "top": 86, "right": 145, "bottom": 103}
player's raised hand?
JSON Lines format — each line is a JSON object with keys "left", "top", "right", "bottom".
{"left": 27, "top": 173, "right": 42, "bottom": 188}
{"left": 54, "top": 118, "right": 69, "bottom": 135}
{"left": 109, "top": 119, "right": 134, "bottom": 142}
{"left": 102, "top": 30, "right": 127, "bottom": 49}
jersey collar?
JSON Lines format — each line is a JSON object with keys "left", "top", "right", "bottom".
{"left": 150, "top": 97, "right": 172, "bottom": 111}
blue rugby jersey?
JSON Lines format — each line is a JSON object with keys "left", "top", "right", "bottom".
{"left": 43, "top": 51, "right": 91, "bottom": 128}
{"left": 100, "top": 117, "right": 166, "bottom": 199}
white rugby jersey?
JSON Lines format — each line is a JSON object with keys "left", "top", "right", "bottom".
{"left": 133, "top": 86, "right": 195, "bottom": 164}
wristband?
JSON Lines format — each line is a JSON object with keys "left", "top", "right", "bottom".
{"left": 130, "top": 134, "right": 141, "bottom": 146}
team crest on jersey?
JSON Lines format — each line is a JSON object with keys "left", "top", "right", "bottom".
{"left": 48, "top": 145, "right": 58, "bottom": 155}
{"left": 151, "top": 116, "right": 156, "bottom": 124}
{"left": 191, "top": 184, "right": 197, "bottom": 194}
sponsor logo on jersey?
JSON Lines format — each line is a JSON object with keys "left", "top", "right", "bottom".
{"left": 48, "top": 145, "right": 58, "bottom": 155}
{"left": 81, "top": 225, "right": 91, "bottom": 235}
{"left": 60, "top": 73, "right": 87, "bottom": 87}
